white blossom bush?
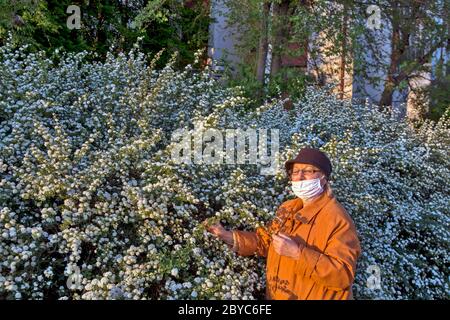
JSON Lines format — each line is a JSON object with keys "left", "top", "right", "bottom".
{"left": 0, "top": 41, "right": 449, "bottom": 300}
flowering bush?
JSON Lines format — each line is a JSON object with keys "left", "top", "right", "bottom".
{"left": 0, "top": 41, "right": 448, "bottom": 300}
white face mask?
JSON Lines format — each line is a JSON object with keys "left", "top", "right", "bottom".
{"left": 291, "top": 177, "right": 324, "bottom": 201}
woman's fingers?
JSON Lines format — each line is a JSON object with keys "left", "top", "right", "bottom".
{"left": 272, "top": 233, "right": 290, "bottom": 248}
{"left": 202, "top": 220, "right": 219, "bottom": 231}
{"left": 205, "top": 222, "right": 225, "bottom": 237}
{"left": 277, "top": 232, "right": 290, "bottom": 240}
{"left": 209, "top": 226, "right": 220, "bottom": 235}
{"left": 271, "top": 234, "right": 282, "bottom": 247}
{"left": 271, "top": 234, "right": 283, "bottom": 254}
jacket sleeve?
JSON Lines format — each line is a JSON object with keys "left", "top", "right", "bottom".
{"left": 232, "top": 204, "right": 289, "bottom": 257}
{"left": 295, "top": 217, "right": 361, "bottom": 290}
{"left": 232, "top": 226, "right": 271, "bottom": 257}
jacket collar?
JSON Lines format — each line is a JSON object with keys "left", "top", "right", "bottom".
{"left": 292, "top": 191, "right": 334, "bottom": 224}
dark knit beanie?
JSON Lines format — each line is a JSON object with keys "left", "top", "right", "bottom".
{"left": 285, "top": 147, "right": 332, "bottom": 178}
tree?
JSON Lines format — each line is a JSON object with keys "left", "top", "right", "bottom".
{"left": 0, "top": 0, "right": 211, "bottom": 67}
{"left": 353, "top": 0, "right": 448, "bottom": 116}
{"left": 223, "top": 0, "right": 448, "bottom": 119}
{"left": 256, "top": 0, "right": 271, "bottom": 85}
{"left": 223, "top": 0, "right": 311, "bottom": 106}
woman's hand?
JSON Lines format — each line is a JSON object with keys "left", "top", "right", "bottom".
{"left": 203, "top": 221, "right": 234, "bottom": 247}
{"left": 271, "top": 233, "right": 301, "bottom": 259}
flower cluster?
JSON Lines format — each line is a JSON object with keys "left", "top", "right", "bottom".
{"left": 0, "top": 40, "right": 448, "bottom": 300}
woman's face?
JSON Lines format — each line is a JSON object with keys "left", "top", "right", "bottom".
{"left": 290, "top": 163, "right": 324, "bottom": 182}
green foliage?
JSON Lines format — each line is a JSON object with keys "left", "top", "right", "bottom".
{"left": 266, "top": 67, "right": 312, "bottom": 101}
{"left": 0, "top": 0, "right": 59, "bottom": 50}
{"left": 222, "top": 60, "right": 312, "bottom": 110}
{"left": 222, "top": 62, "right": 267, "bottom": 107}
{"left": 0, "top": 0, "right": 210, "bottom": 66}
{"left": 427, "top": 61, "right": 450, "bottom": 121}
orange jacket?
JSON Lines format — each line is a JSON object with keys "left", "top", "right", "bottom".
{"left": 232, "top": 191, "right": 361, "bottom": 300}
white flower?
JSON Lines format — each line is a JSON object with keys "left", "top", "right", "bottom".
{"left": 43, "top": 267, "right": 54, "bottom": 278}
{"left": 170, "top": 268, "right": 179, "bottom": 277}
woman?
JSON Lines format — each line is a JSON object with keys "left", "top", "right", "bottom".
{"left": 206, "top": 147, "right": 361, "bottom": 300}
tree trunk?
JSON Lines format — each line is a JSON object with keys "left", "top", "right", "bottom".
{"left": 256, "top": 2, "right": 271, "bottom": 84}
{"left": 379, "top": 16, "right": 400, "bottom": 107}
{"left": 446, "top": 0, "right": 450, "bottom": 76}
{"left": 339, "top": 4, "right": 349, "bottom": 100}
{"left": 270, "top": 0, "right": 290, "bottom": 76}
